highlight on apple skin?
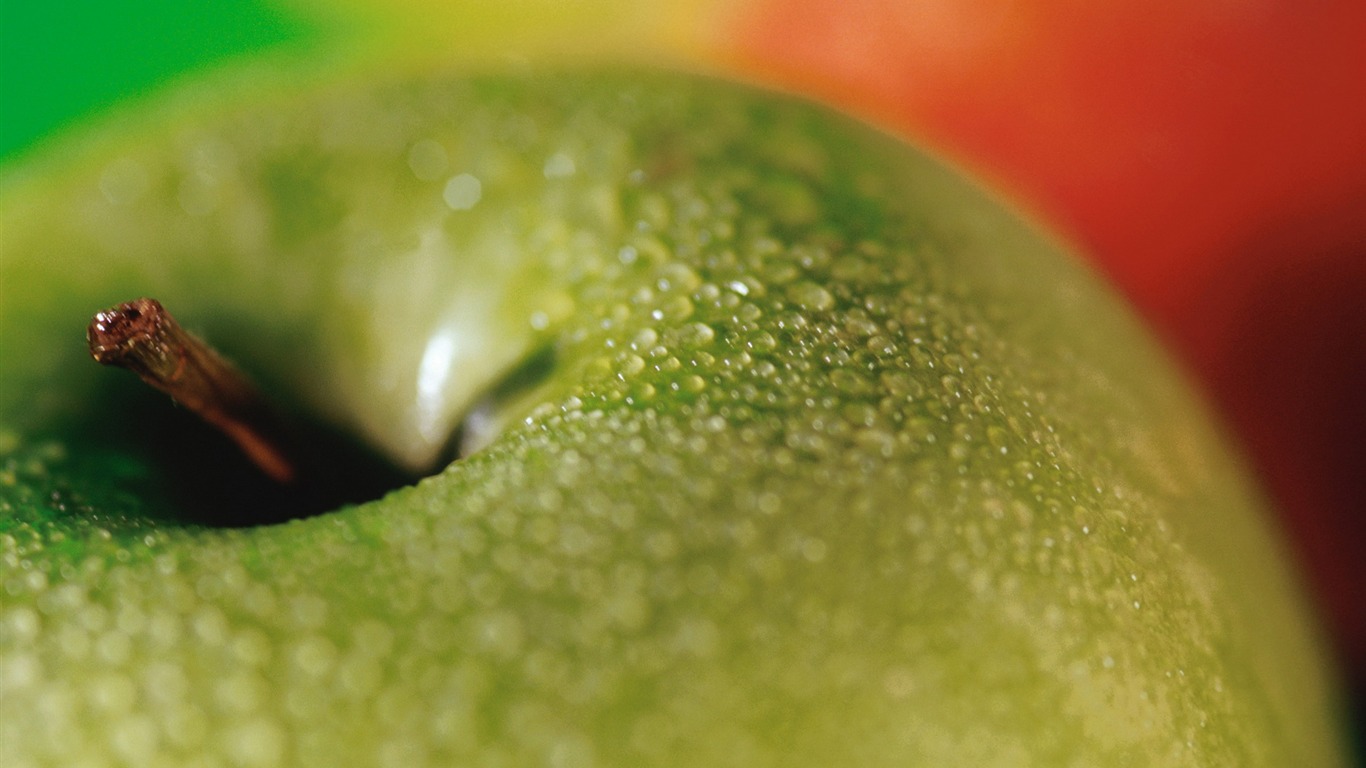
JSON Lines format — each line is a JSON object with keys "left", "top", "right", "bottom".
{"left": 0, "top": 67, "right": 1349, "bottom": 766}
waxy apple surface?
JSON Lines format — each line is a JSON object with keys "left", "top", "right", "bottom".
{"left": 0, "top": 69, "right": 1347, "bottom": 766}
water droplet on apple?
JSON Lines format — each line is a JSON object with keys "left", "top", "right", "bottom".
{"left": 789, "top": 281, "right": 835, "bottom": 312}
{"left": 109, "top": 713, "right": 159, "bottom": 763}
{"left": 671, "top": 322, "right": 715, "bottom": 348}
{"left": 542, "top": 152, "right": 576, "bottom": 179}
{"left": 407, "top": 138, "right": 449, "bottom": 181}
{"left": 765, "top": 262, "right": 800, "bottom": 285}
{"left": 652, "top": 296, "right": 694, "bottom": 323}
{"left": 747, "top": 331, "right": 778, "bottom": 353}
{"left": 631, "top": 328, "right": 659, "bottom": 350}
{"left": 224, "top": 717, "right": 285, "bottom": 767}
{"left": 656, "top": 262, "right": 701, "bottom": 293}
{"left": 695, "top": 282, "right": 722, "bottom": 305}
{"left": 829, "top": 368, "right": 870, "bottom": 396}
{"left": 98, "top": 157, "right": 149, "bottom": 206}
{"left": 442, "top": 173, "right": 482, "bottom": 210}
{"left": 867, "top": 335, "right": 896, "bottom": 355}
{"left": 292, "top": 635, "right": 338, "bottom": 679}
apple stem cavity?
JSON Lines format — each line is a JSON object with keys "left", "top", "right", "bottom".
{"left": 87, "top": 298, "right": 298, "bottom": 484}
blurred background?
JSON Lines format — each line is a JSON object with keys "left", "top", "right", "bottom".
{"left": 3, "top": 0, "right": 1363, "bottom": 747}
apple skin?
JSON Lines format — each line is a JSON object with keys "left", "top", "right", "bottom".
{"left": 716, "top": 0, "right": 1366, "bottom": 670}
{"left": 0, "top": 68, "right": 1349, "bottom": 765}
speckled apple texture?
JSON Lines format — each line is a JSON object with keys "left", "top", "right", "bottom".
{"left": 0, "top": 68, "right": 1348, "bottom": 766}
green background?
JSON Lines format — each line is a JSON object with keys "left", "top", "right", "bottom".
{"left": 0, "top": 0, "right": 317, "bottom": 162}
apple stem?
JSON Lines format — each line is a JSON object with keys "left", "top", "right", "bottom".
{"left": 87, "top": 298, "right": 297, "bottom": 484}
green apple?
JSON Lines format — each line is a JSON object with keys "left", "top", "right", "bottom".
{"left": 0, "top": 66, "right": 1348, "bottom": 766}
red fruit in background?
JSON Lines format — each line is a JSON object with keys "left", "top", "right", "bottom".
{"left": 717, "top": 0, "right": 1366, "bottom": 670}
